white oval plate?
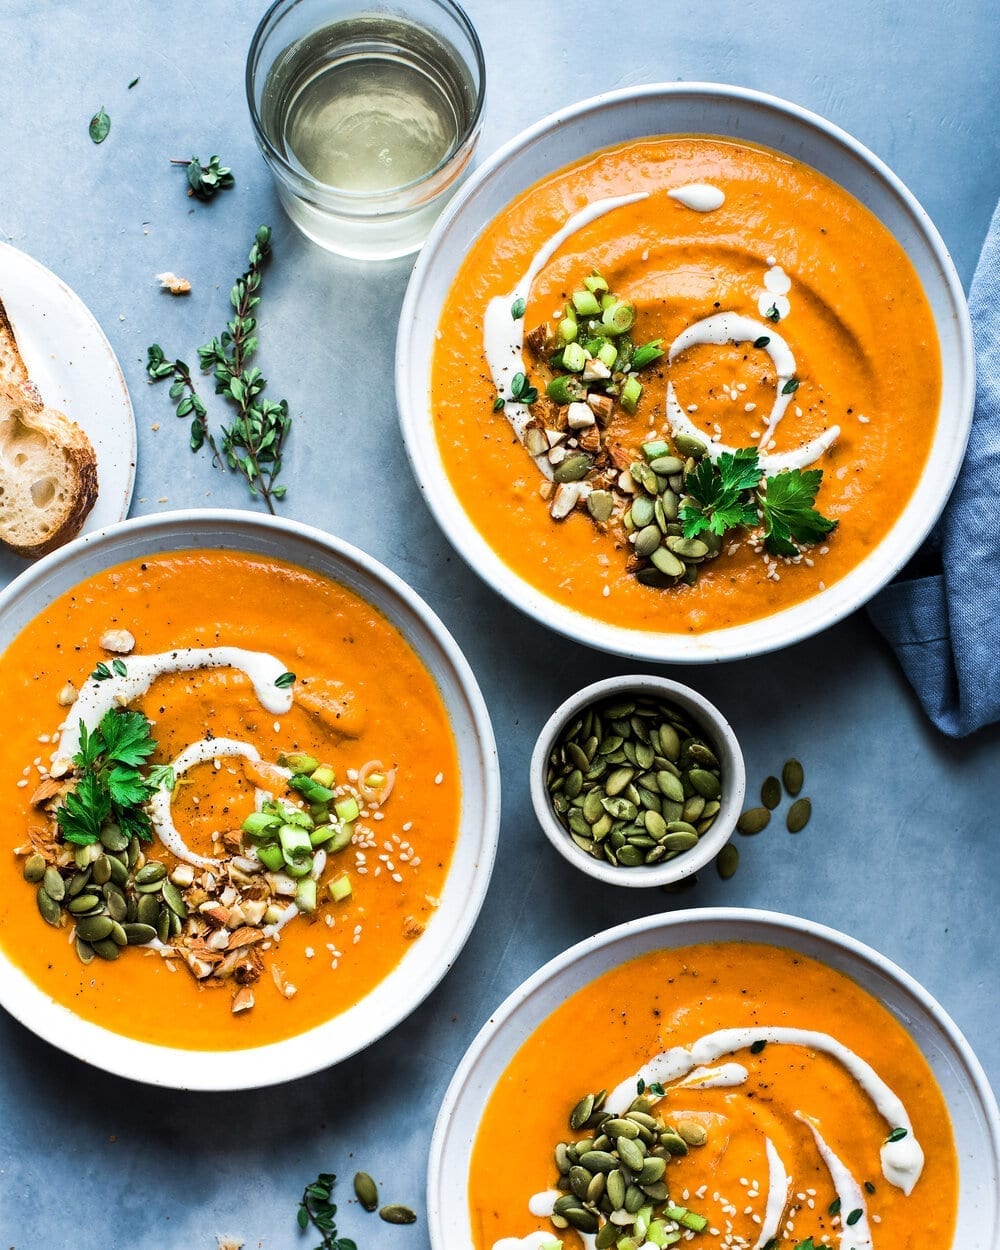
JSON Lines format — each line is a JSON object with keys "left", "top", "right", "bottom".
{"left": 397, "top": 83, "right": 974, "bottom": 663}
{"left": 429, "top": 909, "right": 1000, "bottom": 1248}
{"left": 0, "top": 510, "right": 500, "bottom": 1090}
{"left": 0, "top": 241, "right": 136, "bottom": 581}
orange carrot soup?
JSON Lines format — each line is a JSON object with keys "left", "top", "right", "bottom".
{"left": 470, "top": 942, "right": 957, "bottom": 1250}
{"left": 431, "top": 136, "right": 941, "bottom": 632}
{"left": 0, "top": 550, "right": 460, "bottom": 1049}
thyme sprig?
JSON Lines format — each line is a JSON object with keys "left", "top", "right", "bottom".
{"left": 146, "top": 225, "right": 292, "bottom": 513}
{"left": 297, "top": 1173, "right": 357, "bottom": 1250}
{"left": 171, "top": 153, "right": 235, "bottom": 201}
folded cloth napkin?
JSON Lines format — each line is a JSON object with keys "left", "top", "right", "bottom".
{"left": 868, "top": 199, "right": 1000, "bottom": 736}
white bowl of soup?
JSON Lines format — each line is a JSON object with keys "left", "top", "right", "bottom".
{"left": 428, "top": 909, "right": 1000, "bottom": 1249}
{"left": 397, "top": 83, "right": 973, "bottom": 661}
{"left": 0, "top": 510, "right": 500, "bottom": 1089}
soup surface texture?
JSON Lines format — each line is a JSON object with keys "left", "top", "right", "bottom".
{"left": 469, "top": 942, "right": 957, "bottom": 1250}
{"left": 430, "top": 136, "right": 941, "bottom": 633}
{"left": 0, "top": 551, "right": 460, "bottom": 1049}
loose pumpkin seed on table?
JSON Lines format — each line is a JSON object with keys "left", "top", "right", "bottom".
{"left": 544, "top": 692, "right": 725, "bottom": 872}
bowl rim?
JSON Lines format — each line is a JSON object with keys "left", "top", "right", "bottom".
{"left": 0, "top": 508, "right": 501, "bottom": 1090}
{"left": 426, "top": 906, "right": 1000, "bottom": 1247}
{"left": 396, "top": 80, "right": 976, "bottom": 663}
{"left": 529, "top": 675, "right": 745, "bottom": 887}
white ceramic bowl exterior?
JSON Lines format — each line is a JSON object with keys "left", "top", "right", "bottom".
{"left": 0, "top": 511, "right": 500, "bottom": 1090}
{"left": 397, "top": 83, "right": 974, "bottom": 662}
{"left": 530, "top": 676, "right": 745, "bottom": 887}
{"left": 428, "top": 909, "right": 1000, "bottom": 1248}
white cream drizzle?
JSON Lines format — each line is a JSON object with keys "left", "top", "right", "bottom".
{"left": 668, "top": 183, "right": 726, "bottom": 212}
{"left": 606, "top": 1026, "right": 922, "bottom": 1192}
{"left": 493, "top": 1235, "right": 565, "bottom": 1250}
{"left": 675, "top": 1061, "right": 748, "bottom": 1089}
{"left": 797, "top": 1113, "right": 874, "bottom": 1250}
{"left": 483, "top": 192, "right": 649, "bottom": 474}
{"left": 753, "top": 1136, "right": 791, "bottom": 1250}
{"left": 527, "top": 1191, "right": 558, "bottom": 1218}
{"left": 53, "top": 647, "right": 294, "bottom": 771}
{"left": 149, "top": 738, "right": 262, "bottom": 868}
{"left": 758, "top": 261, "right": 792, "bottom": 321}
{"left": 665, "top": 311, "right": 840, "bottom": 471}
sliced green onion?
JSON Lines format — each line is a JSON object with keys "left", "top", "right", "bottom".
{"left": 242, "top": 811, "right": 280, "bottom": 838}
{"left": 571, "top": 289, "right": 601, "bottom": 316}
{"left": 621, "top": 375, "right": 643, "bottom": 413}
{"left": 663, "top": 1206, "right": 708, "bottom": 1233}
{"left": 558, "top": 316, "right": 578, "bottom": 343}
{"left": 256, "top": 842, "right": 284, "bottom": 872}
{"left": 278, "top": 752, "right": 319, "bottom": 776}
{"left": 324, "top": 823, "right": 354, "bottom": 854}
{"left": 597, "top": 341, "right": 618, "bottom": 369}
{"left": 601, "top": 299, "right": 635, "bottom": 334}
{"left": 546, "top": 375, "right": 586, "bottom": 404}
{"left": 309, "top": 825, "right": 333, "bottom": 848}
{"left": 561, "top": 342, "right": 587, "bottom": 372}
{"left": 279, "top": 823, "right": 313, "bottom": 859}
{"left": 631, "top": 339, "right": 665, "bottom": 370}
{"left": 642, "top": 439, "right": 671, "bottom": 460}
{"left": 583, "top": 271, "right": 609, "bottom": 295}
{"left": 289, "top": 774, "right": 334, "bottom": 804}
{"left": 329, "top": 873, "right": 353, "bottom": 902}
{"left": 310, "top": 764, "right": 336, "bottom": 788}
{"left": 600, "top": 291, "right": 616, "bottom": 310}
{"left": 334, "top": 795, "right": 360, "bottom": 823}
{"left": 295, "top": 877, "right": 318, "bottom": 913}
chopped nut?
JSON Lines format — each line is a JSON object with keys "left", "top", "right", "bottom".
{"left": 242, "top": 899, "right": 267, "bottom": 926}
{"left": 524, "top": 322, "right": 550, "bottom": 359}
{"left": 550, "top": 482, "right": 582, "bottom": 520}
{"left": 271, "top": 964, "right": 297, "bottom": 998}
{"left": 587, "top": 392, "right": 615, "bottom": 425}
{"left": 219, "top": 885, "right": 238, "bottom": 909}
{"left": 184, "top": 952, "right": 216, "bottom": 980}
{"left": 99, "top": 628, "right": 135, "bottom": 654}
{"left": 547, "top": 444, "right": 568, "bottom": 466}
{"left": 231, "top": 986, "right": 255, "bottom": 1013}
{"left": 198, "top": 902, "right": 231, "bottom": 928}
{"left": 169, "top": 864, "right": 195, "bottom": 888}
{"left": 156, "top": 271, "right": 191, "bottom": 295}
{"left": 577, "top": 425, "right": 601, "bottom": 452}
{"left": 582, "top": 357, "right": 612, "bottom": 382}
{"left": 538, "top": 480, "right": 555, "bottom": 501}
{"left": 29, "top": 777, "right": 64, "bottom": 807}
{"left": 228, "top": 926, "right": 264, "bottom": 949}
{"left": 57, "top": 681, "right": 77, "bottom": 707}
{"left": 545, "top": 427, "right": 565, "bottom": 448}
{"left": 524, "top": 426, "right": 548, "bottom": 457}
{"left": 226, "top": 903, "right": 246, "bottom": 929}
{"left": 567, "top": 401, "right": 596, "bottom": 430}
{"left": 206, "top": 928, "right": 231, "bottom": 952}
{"left": 217, "top": 1238, "right": 244, "bottom": 1250}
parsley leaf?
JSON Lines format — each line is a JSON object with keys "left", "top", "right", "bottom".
{"left": 56, "top": 771, "right": 110, "bottom": 845}
{"left": 95, "top": 708, "right": 157, "bottom": 768}
{"left": 107, "top": 766, "right": 150, "bottom": 809}
{"left": 679, "top": 447, "right": 761, "bottom": 538}
{"left": 757, "top": 468, "right": 838, "bottom": 557}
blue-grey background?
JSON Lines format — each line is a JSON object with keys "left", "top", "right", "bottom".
{"left": 1, "top": 1, "right": 998, "bottom": 1246}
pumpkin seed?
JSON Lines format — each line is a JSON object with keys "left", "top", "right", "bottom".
{"left": 662, "top": 831, "right": 699, "bottom": 852}
{"left": 570, "top": 1093, "right": 595, "bottom": 1130}
{"left": 688, "top": 768, "right": 721, "bottom": 799}
{"left": 666, "top": 535, "right": 709, "bottom": 560}
{"left": 91, "top": 937, "right": 120, "bottom": 961}
{"left": 617, "top": 1136, "right": 646, "bottom": 1171}
{"left": 716, "top": 843, "right": 740, "bottom": 879}
{"left": 676, "top": 1119, "right": 708, "bottom": 1146}
{"left": 36, "top": 887, "right": 62, "bottom": 926}
{"left": 100, "top": 824, "right": 129, "bottom": 852}
{"left": 354, "top": 1172, "right": 379, "bottom": 1212}
{"left": 674, "top": 432, "right": 708, "bottom": 458}
{"left": 579, "top": 1150, "right": 617, "bottom": 1173}
{"left": 76, "top": 914, "right": 114, "bottom": 943}
{"left": 135, "top": 861, "right": 167, "bottom": 885}
{"left": 23, "top": 852, "right": 46, "bottom": 883}
{"left": 75, "top": 938, "right": 95, "bottom": 965}
{"left": 737, "top": 806, "right": 771, "bottom": 835}
{"left": 564, "top": 1207, "right": 598, "bottom": 1234}
{"left": 109, "top": 920, "right": 129, "bottom": 947}
{"left": 122, "top": 922, "right": 157, "bottom": 945}
{"left": 650, "top": 546, "right": 685, "bottom": 578}
{"left": 761, "top": 775, "right": 782, "bottom": 809}
{"left": 630, "top": 496, "right": 655, "bottom": 528}
{"left": 378, "top": 1205, "right": 417, "bottom": 1225}
{"left": 67, "top": 870, "right": 91, "bottom": 898}
{"left": 634, "top": 525, "right": 662, "bottom": 558}
{"left": 569, "top": 1166, "right": 592, "bottom": 1201}
{"left": 782, "top": 758, "right": 804, "bottom": 796}
{"left": 596, "top": 1219, "right": 619, "bottom": 1249}
{"left": 636, "top": 1156, "right": 666, "bottom": 1184}
{"left": 67, "top": 893, "right": 102, "bottom": 914}
{"left": 43, "top": 866, "right": 65, "bottom": 901}
{"left": 161, "top": 881, "right": 188, "bottom": 918}
{"left": 787, "top": 797, "right": 812, "bottom": 833}
{"left": 553, "top": 453, "right": 592, "bottom": 483}
{"left": 587, "top": 489, "right": 614, "bottom": 522}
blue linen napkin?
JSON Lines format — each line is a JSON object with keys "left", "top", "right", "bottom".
{"left": 868, "top": 200, "right": 1000, "bottom": 736}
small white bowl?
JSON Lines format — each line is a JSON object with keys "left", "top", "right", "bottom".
{"left": 530, "top": 675, "right": 745, "bottom": 887}
{"left": 427, "top": 909, "right": 1000, "bottom": 1248}
{"left": 397, "top": 82, "right": 974, "bottom": 663}
{"left": 0, "top": 510, "right": 500, "bottom": 1090}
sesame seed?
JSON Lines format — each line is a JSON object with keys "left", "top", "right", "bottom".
{"left": 858, "top": 413, "right": 870, "bottom": 424}
{"left": 305, "top": 947, "right": 314, "bottom": 958}
{"left": 687, "top": 403, "right": 699, "bottom": 413}
{"left": 602, "top": 585, "right": 610, "bottom": 598}
{"left": 434, "top": 772, "right": 444, "bottom": 785}
{"left": 16, "top": 779, "right": 27, "bottom": 788}
{"left": 273, "top": 721, "right": 280, "bottom": 733}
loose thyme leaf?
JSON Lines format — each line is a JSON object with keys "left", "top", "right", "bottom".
{"left": 92, "top": 661, "right": 113, "bottom": 681}
{"left": 510, "top": 297, "right": 526, "bottom": 319}
{"left": 128, "top": 76, "right": 140, "bottom": 89}
{"left": 89, "top": 106, "right": 110, "bottom": 144}
{"left": 757, "top": 468, "right": 837, "bottom": 557}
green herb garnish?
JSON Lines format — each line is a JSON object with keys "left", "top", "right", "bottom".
{"left": 147, "top": 226, "right": 292, "bottom": 513}
{"left": 753, "top": 335, "right": 771, "bottom": 349}
{"left": 297, "top": 1173, "right": 357, "bottom": 1250}
{"left": 765, "top": 304, "right": 781, "bottom": 322}
{"left": 794, "top": 1240, "right": 816, "bottom": 1250}
{"left": 782, "top": 377, "right": 800, "bottom": 395}
{"left": 509, "top": 371, "right": 538, "bottom": 405}
{"left": 492, "top": 395, "right": 506, "bottom": 412}
{"left": 758, "top": 466, "right": 838, "bottom": 557}
{"left": 846, "top": 1209, "right": 863, "bottom": 1227}
{"left": 750, "top": 1038, "right": 767, "bottom": 1055}
{"left": 630, "top": 339, "right": 665, "bottom": 371}
{"left": 679, "top": 447, "right": 761, "bottom": 537}
{"left": 864, "top": 1180, "right": 876, "bottom": 1195}
{"left": 128, "top": 76, "right": 140, "bottom": 89}
{"left": 172, "top": 154, "right": 235, "bottom": 201}
{"left": 275, "top": 671, "right": 296, "bottom": 689}
{"left": 886, "top": 1126, "right": 908, "bottom": 1143}
{"left": 112, "top": 658, "right": 128, "bottom": 678}
{"left": 56, "top": 709, "right": 169, "bottom": 847}
{"left": 89, "top": 106, "right": 110, "bottom": 144}
{"left": 91, "top": 661, "right": 113, "bottom": 682}
{"left": 648, "top": 1081, "right": 665, "bottom": 1096}
{"left": 636, "top": 1077, "right": 645, "bottom": 1094}
{"left": 828, "top": 1196, "right": 842, "bottom": 1215}
{"left": 510, "top": 297, "right": 526, "bottom": 320}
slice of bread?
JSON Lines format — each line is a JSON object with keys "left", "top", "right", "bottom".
{"left": 0, "top": 295, "right": 42, "bottom": 403}
{"left": 0, "top": 382, "right": 99, "bottom": 556}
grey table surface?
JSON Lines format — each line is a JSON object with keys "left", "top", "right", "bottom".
{"left": 1, "top": 1, "right": 999, "bottom": 1247}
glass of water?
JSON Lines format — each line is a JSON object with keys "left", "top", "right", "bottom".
{"left": 247, "top": 0, "right": 486, "bottom": 259}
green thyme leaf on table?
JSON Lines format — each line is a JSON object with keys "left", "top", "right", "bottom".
{"left": 297, "top": 1172, "right": 358, "bottom": 1250}
{"left": 171, "top": 154, "right": 235, "bottom": 201}
{"left": 680, "top": 447, "right": 761, "bottom": 537}
{"left": 146, "top": 226, "right": 292, "bottom": 513}
{"left": 55, "top": 709, "right": 162, "bottom": 847}
{"left": 89, "top": 106, "right": 110, "bottom": 144}
{"left": 756, "top": 467, "right": 838, "bottom": 557}
{"left": 127, "top": 76, "right": 140, "bottom": 89}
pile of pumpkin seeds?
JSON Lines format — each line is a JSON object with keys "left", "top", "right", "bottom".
{"left": 549, "top": 1089, "right": 709, "bottom": 1246}
{"left": 737, "top": 757, "right": 812, "bottom": 836}
{"left": 22, "top": 825, "right": 185, "bottom": 964}
{"left": 623, "top": 436, "right": 722, "bottom": 588}
{"left": 546, "top": 693, "right": 723, "bottom": 871}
